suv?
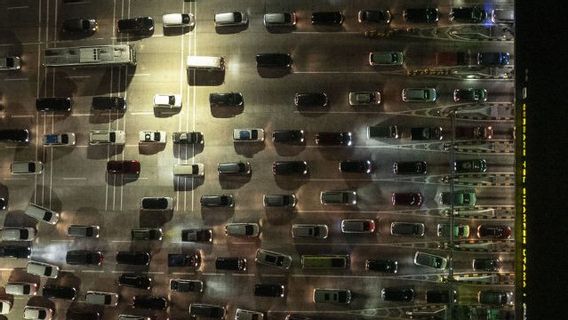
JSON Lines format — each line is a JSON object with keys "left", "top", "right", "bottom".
{"left": 320, "top": 191, "right": 357, "bottom": 205}
{"left": 201, "top": 194, "right": 234, "bottom": 207}
{"left": 255, "top": 249, "right": 292, "bottom": 270}
{"left": 170, "top": 279, "right": 203, "bottom": 293}
{"left": 263, "top": 194, "right": 296, "bottom": 207}
{"left": 0, "top": 129, "right": 30, "bottom": 143}
{"left": 115, "top": 251, "right": 151, "bottom": 266}
{"left": 62, "top": 18, "right": 98, "bottom": 34}
{"left": 141, "top": 197, "right": 174, "bottom": 210}
{"left": 401, "top": 88, "right": 437, "bottom": 102}
{"left": 272, "top": 161, "right": 308, "bottom": 175}
{"left": 390, "top": 222, "right": 425, "bottom": 237}
{"left": 472, "top": 257, "right": 502, "bottom": 271}
{"left": 272, "top": 129, "right": 305, "bottom": 143}
{"left": 67, "top": 225, "right": 100, "bottom": 238}
{"left": 256, "top": 53, "right": 292, "bottom": 68}
{"left": 117, "top": 17, "right": 154, "bottom": 34}
{"left": 118, "top": 273, "right": 152, "bottom": 290}
{"left": 294, "top": 92, "right": 328, "bottom": 108}
{"left": 0, "top": 245, "right": 31, "bottom": 259}
{"left": 89, "top": 130, "right": 126, "bottom": 145}
{"left": 36, "top": 97, "right": 72, "bottom": 112}
{"left": 172, "top": 131, "right": 204, "bottom": 144}
{"left": 216, "top": 257, "right": 247, "bottom": 271}
{"left": 65, "top": 250, "right": 103, "bottom": 266}
{"left": 92, "top": 96, "right": 126, "bottom": 111}
{"left": 315, "top": 132, "right": 352, "bottom": 146}
{"left": 189, "top": 303, "right": 226, "bottom": 319}
{"left": 254, "top": 284, "right": 285, "bottom": 297}
{"left": 131, "top": 228, "right": 163, "bottom": 241}
{"left": 42, "top": 133, "right": 76, "bottom": 146}
{"left": 414, "top": 251, "right": 448, "bottom": 270}
{"left": 218, "top": 161, "right": 251, "bottom": 175}
{"left": 168, "top": 253, "right": 200, "bottom": 268}
{"left": 313, "top": 289, "right": 351, "bottom": 304}
{"left": 403, "top": 8, "right": 439, "bottom": 23}
{"left": 0, "top": 227, "right": 36, "bottom": 241}
{"left": 5, "top": 282, "right": 37, "bottom": 296}
{"left": 209, "top": 92, "right": 244, "bottom": 107}
{"left": 181, "top": 228, "right": 213, "bottom": 242}
{"left": 449, "top": 6, "right": 487, "bottom": 23}
{"left": 27, "top": 261, "right": 59, "bottom": 278}
{"left": 478, "top": 290, "right": 513, "bottom": 306}
{"left": 391, "top": 192, "right": 423, "bottom": 207}
{"left": 393, "top": 161, "right": 427, "bottom": 175}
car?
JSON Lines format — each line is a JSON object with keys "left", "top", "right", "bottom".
{"left": 68, "top": 310, "right": 102, "bottom": 320}
{"left": 189, "top": 303, "right": 226, "bottom": 319}
{"left": 410, "top": 127, "right": 443, "bottom": 140}
{"left": 89, "top": 130, "right": 125, "bottom": 145}
{"left": 368, "top": 125, "right": 400, "bottom": 139}
{"left": 26, "top": 261, "right": 59, "bottom": 278}
{"left": 358, "top": 9, "right": 392, "bottom": 24}
{"left": 381, "top": 287, "right": 415, "bottom": 302}
{"left": 453, "top": 88, "right": 488, "bottom": 102}
{"left": 365, "top": 259, "right": 398, "bottom": 273}
{"left": 215, "top": 11, "right": 248, "bottom": 27}
{"left": 107, "top": 160, "right": 140, "bottom": 175}
{"left": 320, "top": 191, "right": 357, "bottom": 205}
{"left": 216, "top": 257, "right": 247, "bottom": 271}
{"left": 348, "top": 91, "right": 381, "bottom": 105}
{"left": 439, "top": 190, "right": 477, "bottom": 207}
{"left": 311, "top": 11, "right": 343, "bottom": 25}
{"left": 131, "top": 228, "right": 163, "bottom": 241}
{"left": 477, "top": 225, "right": 512, "bottom": 239}
{"left": 272, "top": 161, "right": 308, "bottom": 175}
{"left": 272, "top": 129, "right": 305, "bottom": 143}
{"left": 294, "top": 92, "right": 328, "bottom": 108}
{"left": 173, "top": 163, "right": 205, "bottom": 176}
{"left": 453, "top": 159, "right": 487, "bottom": 173}
{"left": 218, "top": 161, "right": 251, "bottom": 175}
{"left": 255, "top": 249, "right": 292, "bottom": 270}
{"left": 341, "top": 219, "right": 376, "bottom": 233}
{"left": 339, "top": 160, "right": 373, "bottom": 173}
{"left": 85, "top": 291, "right": 119, "bottom": 306}
{"left": 23, "top": 306, "right": 53, "bottom": 319}
{"left": 115, "top": 251, "right": 151, "bottom": 266}
{"left": 5, "top": 282, "right": 38, "bottom": 296}
{"left": 36, "top": 97, "right": 72, "bottom": 112}
{"left": 141, "top": 197, "right": 174, "bottom": 210}
{"left": 117, "top": 315, "right": 151, "bottom": 320}
{"left": 402, "top": 88, "right": 437, "bottom": 102}
{"left": 301, "top": 255, "right": 350, "bottom": 269}
{"left": 403, "top": 8, "right": 439, "bottom": 23}
{"left": 11, "top": 161, "right": 44, "bottom": 175}
{"left": 414, "top": 251, "right": 448, "bottom": 270}
{"left": 42, "top": 133, "right": 76, "bottom": 146}
{"left": 0, "top": 56, "right": 21, "bottom": 71}
{"left": 188, "top": 55, "right": 225, "bottom": 70}
{"left": 0, "top": 128, "right": 30, "bottom": 143}
{"left": 393, "top": 161, "right": 428, "bottom": 175}
{"left": 478, "top": 290, "right": 514, "bottom": 305}
{"left": 42, "top": 285, "right": 77, "bottom": 300}
{"left": 254, "top": 284, "right": 285, "bottom": 297}
{"left": 0, "top": 227, "right": 36, "bottom": 241}
{"left": 454, "top": 126, "right": 493, "bottom": 140}
{"left": 284, "top": 315, "right": 311, "bottom": 320}
{"left": 168, "top": 253, "right": 200, "bottom": 268}
{"left": 390, "top": 222, "right": 425, "bottom": 236}
{"left": 62, "top": 18, "right": 98, "bottom": 34}
{"left": 0, "top": 245, "right": 31, "bottom": 258}
{"left": 66, "top": 250, "right": 103, "bottom": 266}
{"left": 264, "top": 12, "right": 296, "bottom": 27}
{"left": 182, "top": 228, "right": 213, "bottom": 242}
{"left": 201, "top": 194, "right": 234, "bottom": 207}
{"left": 391, "top": 192, "right": 424, "bottom": 207}
{"left": 209, "top": 92, "right": 244, "bottom": 107}
{"left": 91, "top": 96, "right": 126, "bottom": 111}
{"left": 173, "top": 131, "right": 204, "bottom": 144}
{"left": 313, "top": 289, "right": 351, "bottom": 304}
{"left": 369, "top": 51, "right": 404, "bottom": 66}
{"left": 67, "top": 224, "right": 100, "bottom": 238}
{"left": 117, "top": 17, "right": 154, "bottom": 33}
{"left": 256, "top": 53, "right": 292, "bottom": 68}
{"left": 477, "top": 52, "right": 510, "bottom": 66}
{"left": 153, "top": 94, "right": 181, "bottom": 108}
{"left": 315, "top": 132, "right": 352, "bottom": 146}
{"left": 225, "top": 223, "right": 260, "bottom": 237}
{"left": 426, "top": 289, "right": 458, "bottom": 303}
{"left": 491, "top": 9, "right": 514, "bottom": 23}
{"left": 119, "top": 273, "right": 152, "bottom": 289}
{"left": 0, "top": 197, "right": 6, "bottom": 211}
{"left": 291, "top": 224, "right": 328, "bottom": 239}
{"left": 233, "top": 128, "right": 265, "bottom": 142}
{"left": 472, "top": 258, "right": 502, "bottom": 271}
{"left": 235, "top": 308, "right": 265, "bottom": 320}
{"left": 139, "top": 130, "right": 166, "bottom": 143}
{"left": 170, "top": 279, "right": 203, "bottom": 293}
{"left": 24, "top": 203, "right": 59, "bottom": 224}
{"left": 162, "top": 13, "right": 195, "bottom": 27}
{"left": 449, "top": 7, "right": 487, "bottom": 23}
{"left": 436, "top": 224, "right": 470, "bottom": 238}
{"left": 263, "top": 194, "right": 297, "bottom": 207}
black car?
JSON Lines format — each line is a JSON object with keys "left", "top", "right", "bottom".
{"left": 42, "top": 285, "right": 77, "bottom": 300}
{"left": 0, "top": 129, "right": 30, "bottom": 143}
{"left": 410, "top": 127, "right": 443, "bottom": 140}
{"left": 117, "top": 17, "right": 154, "bottom": 34}
{"left": 453, "top": 88, "right": 488, "bottom": 103}
{"left": 311, "top": 11, "right": 344, "bottom": 25}
{"left": 209, "top": 92, "right": 244, "bottom": 107}
{"left": 294, "top": 92, "right": 328, "bottom": 107}
{"left": 0, "top": 245, "right": 31, "bottom": 258}
{"left": 454, "top": 159, "right": 487, "bottom": 173}
{"left": 477, "top": 52, "right": 510, "bottom": 66}
{"left": 272, "top": 161, "right": 309, "bottom": 175}
{"left": 0, "top": 197, "right": 7, "bottom": 210}
{"left": 256, "top": 53, "right": 292, "bottom": 68}
{"left": 358, "top": 9, "right": 392, "bottom": 24}
{"left": 403, "top": 8, "right": 439, "bottom": 23}
{"left": 36, "top": 97, "right": 72, "bottom": 112}
{"left": 116, "top": 251, "right": 151, "bottom": 266}
{"left": 181, "top": 229, "right": 213, "bottom": 242}
{"left": 173, "top": 131, "right": 204, "bottom": 144}
{"left": 132, "top": 296, "right": 168, "bottom": 310}
{"left": 272, "top": 129, "right": 305, "bottom": 143}
{"left": 426, "top": 289, "right": 457, "bottom": 303}
{"left": 66, "top": 250, "right": 103, "bottom": 266}
{"left": 200, "top": 194, "right": 234, "bottom": 207}
{"left": 118, "top": 273, "right": 152, "bottom": 290}
{"left": 254, "top": 283, "right": 285, "bottom": 297}
{"left": 189, "top": 303, "right": 226, "bottom": 318}
{"left": 390, "top": 222, "right": 425, "bottom": 237}
{"left": 67, "top": 310, "right": 102, "bottom": 320}
{"left": 168, "top": 253, "right": 201, "bottom": 268}
{"left": 62, "top": 18, "right": 97, "bottom": 34}
{"left": 339, "top": 160, "right": 373, "bottom": 173}
{"left": 393, "top": 161, "right": 427, "bottom": 174}
{"left": 381, "top": 287, "right": 415, "bottom": 302}
{"left": 365, "top": 259, "right": 398, "bottom": 273}
{"left": 141, "top": 197, "right": 172, "bottom": 210}
{"left": 91, "top": 96, "right": 126, "bottom": 111}
{"left": 473, "top": 258, "right": 502, "bottom": 271}
{"left": 391, "top": 192, "right": 424, "bottom": 207}
{"left": 215, "top": 257, "right": 247, "bottom": 271}
{"left": 170, "top": 279, "right": 203, "bottom": 293}
{"left": 449, "top": 7, "right": 487, "bottom": 23}
{"left": 315, "top": 132, "right": 352, "bottom": 146}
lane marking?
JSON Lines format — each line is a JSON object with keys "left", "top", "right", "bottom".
{"left": 202, "top": 272, "right": 224, "bottom": 276}
{"left": 82, "top": 270, "right": 104, "bottom": 273}
{"left": 111, "top": 240, "right": 131, "bottom": 243}
{"left": 7, "top": 5, "right": 30, "bottom": 10}
{"left": 130, "top": 112, "right": 153, "bottom": 115}
{"left": 50, "top": 239, "right": 72, "bottom": 242}
{"left": 147, "top": 271, "right": 165, "bottom": 275}
{"left": 171, "top": 272, "right": 195, "bottom": 275}
{"left": 232, "top": 273, "right": 255, "bottom": 277}
{"left": 4, "top": 78, "right": 28, "bottom": 81}
{"left": 71, "top": 113, "right": 92, "bottom": 117}
{"left": 10, "top": 115, "right": 34, "bottom": 118}
{"left": 62, "top": 177, "right": 87, "bottom": 180}
{"left": 67, "top": 75, "right": 91, "bottom": 79}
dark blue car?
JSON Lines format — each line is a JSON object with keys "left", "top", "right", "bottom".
{"left": 477, "top": 52, "right": 510, "bottom": 66}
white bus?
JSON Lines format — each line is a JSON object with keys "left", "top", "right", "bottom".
{"left": 44, "top": 44, "right": 136, "bottom": 67}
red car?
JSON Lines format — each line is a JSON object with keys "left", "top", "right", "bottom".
{"left": 391, "top": 192, "right": 423, "bottom": 207}
{"left": 107, "top": 160, "right": 140, "bottom": 174}
{"left": 476, "top": 225, "right": 512, "bottom": 239}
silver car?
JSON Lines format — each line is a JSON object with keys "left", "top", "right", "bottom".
{"left": 320, "top": 191, "right": 357, "bottom": 205}
{"left": 291, "top": 224, "right": 329, "bottom": 239}
{"left": 0, "top": 227, "right": 36, "bottom": 241}
{"left": 235, "top": 308, "right": 265, "bottom": 320}
{"left": 225, "top": 223, "right": 260, "bottom": 237}
{"left": 414, "top": 251, "right": 448, "bottom": 270}
{"left": 402, "top": 88, "right": 437, "bottom": 102}
{"left": 233, "top": 128, "right": 265, "bottom": 142}
{"left": 263, "top": 194, "right": 296, "bottom": 207}
{"left": 255, "top": 249, "right": 292, "bottom": 270}
{"left": 67, "top": 225, "right": 100, "bottom": 238}
{"left": 26, "top": 261, "right": 59, "bottom": 278}
{"left": 0, "top": 56, "right": 21, "bottom": 70}
{"left": 215, "top": 12, "right": 248, "bottom": 27}
{"left": 85, "top": 291, "right": 119, "bottom": 306}
{"left": 263, "top": 12, "right": 296, "bottom": 27}
{"left": 348, "top": 91, "right": 381, "bottom": 106}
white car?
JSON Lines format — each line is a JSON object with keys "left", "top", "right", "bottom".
{"left": 139, "top": 130, "right": 167, "bottom": 143}
{"left": 153, "top": 94, "right": 182, "bottom": 108}
{"left": 214, "top": 12, "right": 248, "bottom": 27}
{"left": 255, "top": 248, "right": 292, "bottom": 270}
{"left": 0, "top": 299, "right": 12, "bottom": 315}
{"left": 89, "top": 130, "right": 126, "bottom": 145}
{"left": 163, "top": 13, "right": 195, "bottom": 27}
{"left": 42, "top": 133, "right": 76, "bottom": 146}
{"left": 10, "top": 161, "right": 43, "bottom": 175}
{"left": 24, "top": 203, "right": 59, "bottom": 225}
{"left": 235, "top": 308, "right": 264, "bottom": 320}
{"left": 0, "top": 227, "right": 36, "bottom": 241}
{"left": 85, "top": 291, "right": 119, "bottom": 306}
{"left": 26, "top": 261, "right": 59, "bottom": 278}
{"left": 173, "top": 163, "right": 204, "bottom": 176}
{"left": 5, "top": 282, "right": 38, "bottom": 296}
{"left": 23, "top": 306, "right": 53, "bottom": 320}
{"left": 233, "top": 128, "right": 265, "bottom": 142}
{"left": 225, "top": 223, "right": 260, "bottom": 237}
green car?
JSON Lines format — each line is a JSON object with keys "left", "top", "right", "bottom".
{"left": 436, "top": 223, "right": 470, "bottom": 238}
{"left": 440, "top": 191, "right": 476, "bottom": 207}
{"left": 453, "top": 159, "right": 487, "bottom": 173}
{"left": 368, "top": 51, "right": 404, "bottom": 66}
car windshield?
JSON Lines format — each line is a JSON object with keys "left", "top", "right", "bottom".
{"left": 233, "top": 12, "right": 243, "bottom": 22}
{"left": 182, "top": 14, "right": 190, "bottom": 24}
{"left": 28, "top": 162, "right": 36, "bottom": 172}
{"left": 61, "top": 135, "right": 69, "bottom": 144}
{"left": 244, "top": 225, "right": 254, "bottom": 235}
{"left": 168, "top": 96, "right": 175, "bottom": 105}
{"left": 43, "top": 211, "right": 53, "bottom": 221}
{"left": 82, "top": 20, "right": 90, "bottom": 29}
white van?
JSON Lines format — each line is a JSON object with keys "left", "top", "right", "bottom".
{"left": 85, "top": 291, "right": 119, "bottom": 306}
{"left": 26, "top": 261, "right": 59, "bottom": 278}
{"left": 10, "top": 161, "right": 43, "bottom": 175}
{"left": 187, "top": 55, "right": 224, "bottom": 71}
{"left": 173, "top": 163, "right": 204, "bottom": 176}
{"left": 89, "top": 130, "right": 126, "bottom": 145}
{"left": 24, "top": 203, "right": 59, "bottom": 224}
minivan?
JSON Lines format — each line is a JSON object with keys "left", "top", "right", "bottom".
{"left": 11, "top": 161, "right": 43, "bottom": 175}
{"left": 187, "top": 55, "right": 225, "bottom": 71}
{"left": 36, "top": 97, "right": 72, "bottom": 112}
{"left": 24, "top": 203, "right": 59, "bottom": 224}
{"left": 301, "top": 255, "right": 349, "bottom": 269}
{"left": 189, "top": 303, "right": 226, "bottom": 319}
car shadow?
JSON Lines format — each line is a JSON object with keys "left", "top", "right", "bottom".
{"left": 215, "top": 24, "right": 248, "bottom": 34}
{"left": 139, "top": 210, "right": 174, "bottom": 228}
{"left": 187, "top": 69, "right": 225, "bottom": 86}
{"left": 139, "top": 143, "right": 166, "bottom": 155}
{"left": 210, "top": 105, "right": 244, "bottom": 118}
{"left": 173, "top": 143, "right": 204, "bottom": 159}
{"left": 2, "top": 211, "right": 38, "bottom": 228}
{"left": 233, "top": 143, "right": 265, "bottom": 157}
{"left": 218, "top": 175, "right": 251, "bottom": 189}
{"left": 266, "top": 26, "right": 295, "bottom": 34}
{"left": 201, "top": 208, "right": 234, "bottom": 226}
{"left": 273, "top": 175, "right": 309, "bottom": 190}
{"left": 105, "top": 173, "right": 139, "bottom": 186}
{"left": 257, "top": 67, "right": 291, "bottom": 78}
{"left": 173, "top": 176, "right": 205, "bottom": 191}
{"left": 153, "top": 107, "right": 181, "bottom": 118}
{"left": 86, "top": 145, "right": 124, "bottom": 160}
{"left": 163, "top": 25, "right": 194, "bottom": 36}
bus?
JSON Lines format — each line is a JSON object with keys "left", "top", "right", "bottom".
{"left": 43, "top": 44, "right": 136, "bottom": 67}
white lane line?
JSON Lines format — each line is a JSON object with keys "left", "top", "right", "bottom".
{"left": 261, "top": 273, "right": 286, "bottom": 277}
{"left": 0, "top": 268, "right": 14, "bottom": 271}
{"left": 131, "top": 73, "right": 151, "bottom": 77}
{"left": 61, "top": 269, "right": 75, "bottom": 273}
{"left": 67, "top": 75, "right": 91, "bottom": 79}
{"left": 293, "top": 31, "right": 360, "bottom": 34}
{"left": 292, "top": 110, "right": 379, "bottom": 114}
{"left": 7, "top": 5, "right": 30, "bottom": 10}
{"left": 294, "top": 71, "right": 377, "bottom": 74}
{"left": 62, "top": 177, "right": 87, "bottom": 180}
{"left": 291, "top": 274, "right": 379, "bottom": 279}
{"left": 82, "top": 270, "right": 104, "bottom": 273}
{"left": 2, "top": 177, "right": 29, "bottom": 180}
{"left": 171, "top": 272, "right": 195, "bottom": 275}
{"left": 130, "top": 112, "right": 153, "bottom": 115}
{"left": 4, "top": 78, "right": 28, "bottom": 81}
{"left": 11, "top": 114, "right": 34, "bottom": 118}
{"left": 4, "top": 146, "right": 25, "bottom": 149}
{"left": 147, "top": 271, "right": 164, "bottom": 275}
{"left": 63, "top": 1, "right": 90, "bottom": 4}
{"left": 232, "top": 273, "right": 255, "bottom": 277}
{"left": 50, "top": 239, "right": 72, "bottom": 242}
{"left": 111, "top": 240, "right": 131, "bottom": 243}
{"left": 71, "top": 113, "right": 92, "bottom": 117}
{"left": 202, "top": 272, "right": 224, "bottom": 276}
